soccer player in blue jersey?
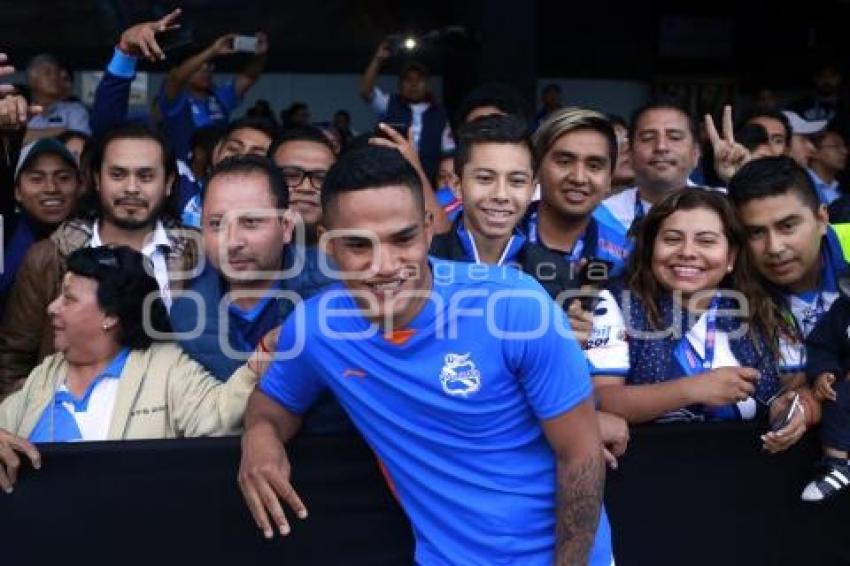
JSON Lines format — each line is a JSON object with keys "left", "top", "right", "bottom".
{"left": 237, "top": 145, "right": 612, "bottom": 565}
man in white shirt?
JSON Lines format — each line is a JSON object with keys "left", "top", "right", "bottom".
{"left": 595, "top": 101, "right": 700, "bottom": 233}
{"left": 359, "top": 39, "right": 452, "bottom": 182}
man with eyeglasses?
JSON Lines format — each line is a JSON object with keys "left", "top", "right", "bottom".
{"left": 268, "top": 126, "right": 337, "bottom": 244}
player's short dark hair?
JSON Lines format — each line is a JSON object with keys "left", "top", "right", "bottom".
{"left": 321, "top": 146, "right": 423, "bottom": 225}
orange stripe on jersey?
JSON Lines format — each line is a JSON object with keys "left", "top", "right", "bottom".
{"left": 376, "top": 456, "right": 400, "bottom": 501}
{"left": 384, "top": 328, "right": 416, "bottom": 346}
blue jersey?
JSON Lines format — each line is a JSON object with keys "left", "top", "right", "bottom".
{"left": 523, "top": 201, "right": 631, "bottom": 278}
{"left": 261, "top": 259, "right": 612, "bottom": 565}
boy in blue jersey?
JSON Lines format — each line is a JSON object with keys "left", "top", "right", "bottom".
{"left": 238, "top": 145, "right": 612, "bottom": 564}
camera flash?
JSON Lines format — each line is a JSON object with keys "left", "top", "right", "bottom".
{"left": 403, "top": 37, "right": 417, "bottom": 50}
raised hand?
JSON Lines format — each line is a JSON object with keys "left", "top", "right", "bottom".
{"left": 374, "top": 39, "right": 392, "bottom": 62}
{"left": 211, "top": 33, "right": 238, "bottom": 57}
{"left": 118, "top": 8, "right": 183, "bottom": 61}
{"left": 0, "top": 52, "right": 15, "bottom": 96}
{"left": 255, "top": 32, "right": 269, "bottom": 55}
{"left": 0, "top": 94, "right": 43, "bottom": 130}
{"left": 704, "top": 105, "right": 751, "bottom": 183}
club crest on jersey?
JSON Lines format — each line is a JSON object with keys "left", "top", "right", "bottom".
{"left": 439, "top": 353, "right": 481, "bottom": 397}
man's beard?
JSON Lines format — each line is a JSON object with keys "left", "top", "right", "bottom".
{"left": 104, "top": 198, "right": 165, "bottom": 231}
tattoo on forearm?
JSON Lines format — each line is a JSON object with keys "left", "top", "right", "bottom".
{"left": 555, "top": 455, "right": 605, "bottom": 565}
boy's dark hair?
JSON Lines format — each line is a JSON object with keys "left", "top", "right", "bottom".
{"left": 267, "top": 125, "right": 336, "bottom": 159}
{"left": 629, "top": 99, "right": 698, "bottom": 144}
{"left": 454, "top": 114, "right": 534, "bottom": 175}
{"left": 736, "top": 123, "right": 770, "bottom": 153}
{"left": 205, "top": 154, "right": 289, "bottom": 210}
{"left": 727, "top": 155, "right": 821, "bottom": 212}
{"left": 453, "top": 82, "right": 531, "bottom": 128}
{"left": 744, "top": 110, "right": 792, "bottom": 145}
{"left": 222, "top": 116, "right": 278, "bottom": 142}
{"left": 190, "top": 125, "right": 225, "bottom": 155}
{"left": 83, "top": 121, "right": 179, "bottom": 220}
{"left": 321, "top": 146, "right": 423, "bottom": 225}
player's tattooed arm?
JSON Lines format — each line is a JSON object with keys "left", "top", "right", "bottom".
{"left": 554, "top": 453, "right": 605, "bottom": 565}
{"left": 541, "top": 398, "right": 606, "bottom": 565}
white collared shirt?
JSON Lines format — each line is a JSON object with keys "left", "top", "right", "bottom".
{"left": 90, "top": 220, "right": 173, "bottom": 308}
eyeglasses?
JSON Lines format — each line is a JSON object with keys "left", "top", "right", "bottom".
{"left": 279, "top": 166, "right": 327, "bottom": 190}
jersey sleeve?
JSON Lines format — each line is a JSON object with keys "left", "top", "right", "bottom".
{"left": 502, "top": 278, "right": 593, "bottom": 421}
{"left": 585, "top": 290, "right": 630, "bottom": 377}
{"left": 258, "top": 311, "right": 325, "bottom": 415}
{"left": 157, "top": 82, "right": 189, "bottom": 118}
{"left": 215, "top": 81, "right": 242, "bottom": 113}
{"left": 370, "top": 86, "right": 390, "bottom": 116}
{"left": 65, "top": 103, "right": 91, "bottom": 135}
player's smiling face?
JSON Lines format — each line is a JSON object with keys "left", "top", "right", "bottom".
{"left": 321, "top": 184, "right": 434, "bottom": 330}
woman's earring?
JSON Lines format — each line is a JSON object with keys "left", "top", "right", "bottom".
{"left": 727, "top": 264, "right": 734, "bottom": 273}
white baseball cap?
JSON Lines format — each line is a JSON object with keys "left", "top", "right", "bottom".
{"left": 782, "top": 110, "right": 827, "bottom": 135}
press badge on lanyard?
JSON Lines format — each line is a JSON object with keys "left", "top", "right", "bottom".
{"left": 673, "top": 296, "right": 719, "bottom": 375}
{"left": 672, "top": 295, "right": 741, "bottom": 420}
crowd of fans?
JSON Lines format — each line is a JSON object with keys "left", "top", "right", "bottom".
{"left": 0, "top": 9, "right": 849, "bottom": 564}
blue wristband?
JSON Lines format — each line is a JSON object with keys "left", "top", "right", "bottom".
{"left": 106, "top": 47, "right": 137, "bottom": 78}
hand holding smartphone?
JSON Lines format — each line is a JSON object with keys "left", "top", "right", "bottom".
{"left": 232, "top": 35, "right": 259, "bottom": 53}
{"left": 770, "top": 392, "right": 802, "bottom": 432}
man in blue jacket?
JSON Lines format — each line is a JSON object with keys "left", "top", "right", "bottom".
{"left": 168, "top": 154, "right": 344, "bottom": 433}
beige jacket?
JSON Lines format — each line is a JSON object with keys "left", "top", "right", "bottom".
{"left": 0, "top": 217, "right": 201, "bottom": 397}
{"left": 0, "top": 343, "right": 257, "bottom": 440}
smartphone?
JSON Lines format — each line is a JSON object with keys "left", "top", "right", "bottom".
{"left": 232, "top": 35, "right": 258, "bottom": 53}
{"left": 374, "top": 122, "right": 409, "bottom": 139}
{"left": 770, "top": 392, "right": 801, "bottom": 432}
{"left": 157, "top": 26, "right": 193, "bottom": 52}
{"left": 577, "top": 258, "right": 613, "bottom": 311}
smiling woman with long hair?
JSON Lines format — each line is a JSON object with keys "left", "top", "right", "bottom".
{"left": 586, "top": 187, "right": 812, "bottom": 451}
